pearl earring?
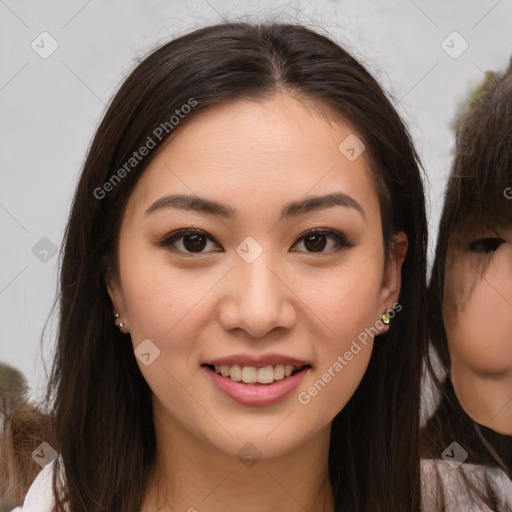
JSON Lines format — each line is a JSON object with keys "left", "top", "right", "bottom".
{"left": 113, "top": 312, "right": 125, "bottom": 330}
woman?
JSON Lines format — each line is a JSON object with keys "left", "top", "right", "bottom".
{"left": 3, "top": 21, "right": 428, "bottom": 511}
{"left": 421, "top": 62, "right": 512, "bottom": 511}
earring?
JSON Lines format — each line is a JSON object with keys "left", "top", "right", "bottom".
{"left": 381, "top": 312, "right": 391, "bottom": 325}
{"left": 113, "top": 312, "right": 125, "bottom": 330}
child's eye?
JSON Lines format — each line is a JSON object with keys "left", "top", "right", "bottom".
{"left": 468, "top": 237, "right": 504, "bottom": 254}
{"left": 157, "top": 228, "right": 354, "bottom": 255}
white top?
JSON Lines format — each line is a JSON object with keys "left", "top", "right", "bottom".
{"left": 421, "top": 458, "right": 512, "bottom": 511}
{"left": 10, "top": 456, "right": 61, "bottom": 512}
{"left": 10, "top": 457, "right": 512, "bottom": 511}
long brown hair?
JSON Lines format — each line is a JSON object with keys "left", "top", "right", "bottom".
{"left": 4, "top": 22, "right": 428, "bottom": 511}
{"left": 421, "top": 62, "right": 512, "bottom": 510}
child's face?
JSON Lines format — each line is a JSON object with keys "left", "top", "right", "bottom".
{"left": 107, "top": 93, "right": 406, "bottom": 459}
{"left": 444, "top": 225, "right": 512, "bottom": 404}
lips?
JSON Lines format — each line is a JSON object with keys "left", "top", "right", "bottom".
{"left": 200, "top": 353, "right": 312, "bottom": 402}
{"left": 201, "top": 361, "right": 311, "bottom": 405}
{"left": 201, "top": 353, "right": 311, "bottom": 368}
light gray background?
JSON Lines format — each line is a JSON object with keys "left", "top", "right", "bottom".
{"left": 1, "top": 0, "right": 512, "bottom": 403}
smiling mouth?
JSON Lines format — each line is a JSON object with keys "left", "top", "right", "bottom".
{"left": 202, "top": 363, "right": 311, "bottom": 385}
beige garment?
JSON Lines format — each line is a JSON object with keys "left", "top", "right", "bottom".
{"left": 421, "top": 458, "right": 512, "bottom": 511}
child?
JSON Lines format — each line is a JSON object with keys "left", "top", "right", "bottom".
{"left": 421, "top": 61, "right": 512, "bottom": 511}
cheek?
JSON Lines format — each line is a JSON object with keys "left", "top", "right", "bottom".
{"left": 298, "top": 269, "right": 381, "bottom": 331}
{"left": 119, "top": 242, "right": 213, "bottom": 338}
{"left": 116, "top": 243, "right": 222, "bottom": 408}
{"left": 297, "top": 338, "right": 374, "bottom": 423}
{"left": 298, "top": 242, "right": 386, "bottom": 329}
{"left": 295, "top": 256, "right": 384, "bottom": 415}
{"left": 445, "top": 257, "right": 512, "bottom": 374}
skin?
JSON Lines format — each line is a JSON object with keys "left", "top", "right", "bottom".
{"left": 444, "top": 225, "right": 512, "bottom": 435}
{"left": 107, "top": 92, "right": 407, "bottom": 512}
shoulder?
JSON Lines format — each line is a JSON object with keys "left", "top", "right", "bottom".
{"left": 421, "top": 458, "right": 512, "bottom": 511}
{"left": 10, "top": 455, "right": 65, "bottom": 512}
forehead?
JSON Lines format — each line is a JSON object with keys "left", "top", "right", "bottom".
{"left": 124, "top": 93, "right": 381, "bottom": 224}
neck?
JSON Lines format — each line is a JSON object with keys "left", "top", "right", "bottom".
{"left": 142, "top": 398, "right": 335, "bottom": 512}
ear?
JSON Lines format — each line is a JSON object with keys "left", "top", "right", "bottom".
{"left": 105, "top": 268, "right": 129, "bottom": 334}
{"left": 376, "top": 231, "right": 408, "bottom": 333}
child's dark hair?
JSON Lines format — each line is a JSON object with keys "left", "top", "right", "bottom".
{"left": 421, "top": 60, "right": 512, "bottom": 510}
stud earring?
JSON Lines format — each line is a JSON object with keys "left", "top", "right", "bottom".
{"left": 381, "top": 312, "right": 391, "bottom": 325}
{"left": 113, "top": 312, "right": 125, "bottom": 331}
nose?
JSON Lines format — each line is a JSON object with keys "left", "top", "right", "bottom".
{"left": 218, "top": 254, "right": 297, "bottom": 338}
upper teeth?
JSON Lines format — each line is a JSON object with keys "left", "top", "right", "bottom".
{"left": 213, "top": 364, "right": 300, "bottom": 384}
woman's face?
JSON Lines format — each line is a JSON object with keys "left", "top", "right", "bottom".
{"left": 444, "top": 225, "right": 512, "bottom": 416}
{"left": 107, "top": 93, "right": 406, "bottom": 459}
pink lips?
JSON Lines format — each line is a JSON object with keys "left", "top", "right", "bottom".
{"left": 201, "top": 353, "right": 310, "bottom": 368}
{"left": 200, "top": 353, "right": 312, "bottom": 406}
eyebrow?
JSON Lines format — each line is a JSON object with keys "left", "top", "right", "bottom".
{"left": 145, "top": 192, "right": 366, "bottom": 221}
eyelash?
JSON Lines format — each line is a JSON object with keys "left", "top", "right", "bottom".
{"left": 157, "top": 228, "right": 354, "bottom": 255}
{"left": 468, "top": 237, "right": 504, "bottom": 254}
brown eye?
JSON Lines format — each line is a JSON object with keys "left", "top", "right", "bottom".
{"left": 292, "top": 229, "right": 354, "bottom": 254}
{"left": 304, "top": 233, "right": 327, "bottom": 252}
{"left": 158, "top": 229, "right": 221, "bottom": 254}
{"left": 182, "top": 233, "right": 207, "bottom": 252}
{"left": 468, "top": 237, "right": 504, "bottom": 254}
